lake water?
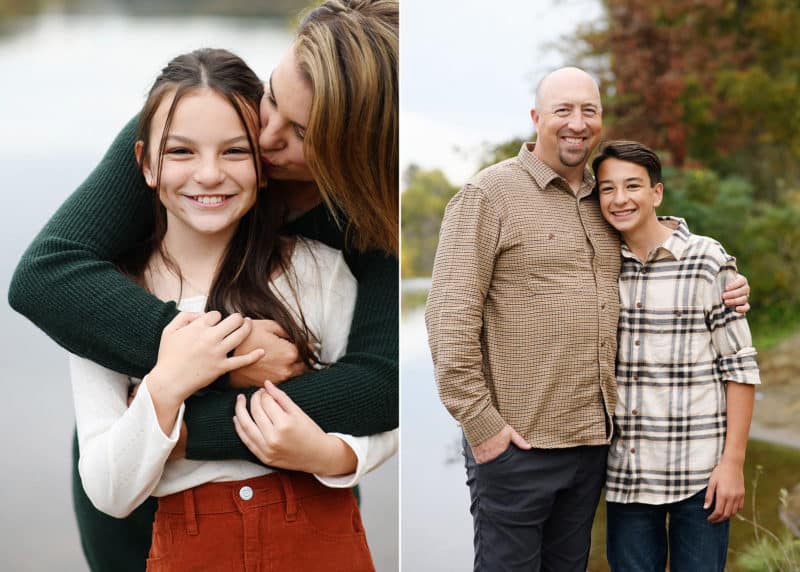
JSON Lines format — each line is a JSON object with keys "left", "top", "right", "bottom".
{"left": 401, "top": 300, "right": 474, "bottom": 571}
{"left": 0, "top": 8, "right": 397, "bottom": 571}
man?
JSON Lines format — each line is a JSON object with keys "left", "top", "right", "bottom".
{"left": 424, "top": 67, "right": 749, "bottom": 571}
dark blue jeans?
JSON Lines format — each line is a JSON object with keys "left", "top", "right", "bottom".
{"left": 606, "top": 488, "right": 730, "bottom": 572}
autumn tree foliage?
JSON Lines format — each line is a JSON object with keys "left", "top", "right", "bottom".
{"left": 572, "top": 0, "right": 800, "bottom": 196}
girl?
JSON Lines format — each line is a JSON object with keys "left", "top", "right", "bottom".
{"left": 70, "top": 48, "right": 395, "bottom": 571}
{"left": 9, "top": 1, "right": 398, "bottom": 569}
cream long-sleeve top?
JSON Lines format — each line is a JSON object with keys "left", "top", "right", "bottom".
{"left": 71, "top": 239, "right": 398, "bottom": 518}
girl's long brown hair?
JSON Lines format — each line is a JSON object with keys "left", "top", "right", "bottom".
{"left": 119, "top": 48, "right": 318, "bottom": 367}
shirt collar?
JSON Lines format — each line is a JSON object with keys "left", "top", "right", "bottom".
{"left": 620, "top": 216, "right": 691, "bottom": 262}
{"left": 517, "top": 142, "right": 596, "bottom": 196}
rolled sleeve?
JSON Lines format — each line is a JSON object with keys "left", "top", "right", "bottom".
{"left": 708, "top": 264, "right": 761, "bottom": 386}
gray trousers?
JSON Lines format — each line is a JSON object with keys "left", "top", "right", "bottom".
{"left": 464, "top": 437, "right": 608, "bottom": 571}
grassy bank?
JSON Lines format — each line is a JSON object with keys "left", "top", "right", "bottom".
{"left": 588, "top": 439, "right": 800, "bottom": 571}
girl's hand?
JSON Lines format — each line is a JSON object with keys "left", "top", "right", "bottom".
{"left": 229, "top": 320, "right": 308, "bottom": 388}
{"left": 148, "top": 311, "right": 264, "bottom": 405}
{"left": 233, "top": 382, "right": 357, "bottom": 476}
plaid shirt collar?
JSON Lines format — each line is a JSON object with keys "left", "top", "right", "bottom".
{"left": 620, "top": 216, "right": 692, "bottom": 263}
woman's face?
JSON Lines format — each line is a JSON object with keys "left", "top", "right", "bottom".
{"left": 259, "top": 47, "right": 314, "bottom": 182}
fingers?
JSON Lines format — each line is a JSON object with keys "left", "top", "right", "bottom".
{"left": 736, "top": 302, "right": 750, "bottom": 314}
{"left": 225, "top": 348, "right": 265, "bottom": 371}
{"left": 262, "top": 320, "right": 290, "bottom": 339}
{"left": 164, "top": 311, "right": 201, "bottom": 333}
{"left": 221, "top": 317, "right": 253, "bottom": 351}
{"left": 200, "top": 310, "right": 223, "bottom": 326}
{"left": 263, "top": 381, "right": 297, "bottom": 413}
{"left": 259, "top": 389, "right": 288, "bottom": 423}
{"left": 249, "top": 389, "right": 278, "bottom": 433}
{"left": 248, "top": 319, "right": 290, "bottom": 339}
{"left": 509, "top": 427, "right": 532, "bottom": 450}
{"left": 233, "top": 393, "right": 268, "bottom": 454}
{"left": 212, "top": 313, "right": 246, "bottom": 338}
{"left": 723, "top": 274, "right": 749, "bottom": 295}
{"left": 704, "top": 480, "right": 716, "bottom": 511}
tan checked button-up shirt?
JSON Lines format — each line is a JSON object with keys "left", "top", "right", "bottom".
{"left": 425, "top": 143, "right": 621, "bottom": 448}
{"left": 606, "top": 217, "right": 760, "bottom": 504}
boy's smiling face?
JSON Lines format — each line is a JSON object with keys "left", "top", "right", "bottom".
{"left": 597, "top": 157, "right": 664, "bottom": 235}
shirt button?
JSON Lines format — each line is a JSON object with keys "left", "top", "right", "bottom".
{"left": 630, "top": 447, "right": 636, "bottom": 454}
{"left": 239, "top": 486, "right": 253, "bottom": 501}
{"left": 636, "top": 302, "right": 642, "bottom": 309}
{"left": 634, "top": 340, "right": 640, "bottom": 346}
{"left": 600, "top": 303, "right": 606, "bottom": 310}
{"left": 548, "top": 233, "right": 555, "bottom": 240}
{"left": 675, "top": 310, "right": 683, "bottom": 317}
{"left": 631, "top": 409, "right": 638, "bottom": 415}
{"left": 632, "top": 375, "right": 639, "bottom": 381}
{"left": 600, "top": 341, "right": 606, "bottom": 348}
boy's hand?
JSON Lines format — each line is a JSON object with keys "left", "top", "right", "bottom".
{"left": 705, "top": 461, "right": 745, "bottom": 523}
{"left": 723, "top": 273, "right": 750, "bottom": 314}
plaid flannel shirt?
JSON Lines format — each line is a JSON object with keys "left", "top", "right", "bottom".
{"left": 606, "top": 217, "right": 760, "bottom": 505}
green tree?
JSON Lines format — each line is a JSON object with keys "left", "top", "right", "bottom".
{"left": 570, "top": 0, "right": 800, "bottom": 195}
{"left": 401, "top": 165, "right": 458, "bottom": 277}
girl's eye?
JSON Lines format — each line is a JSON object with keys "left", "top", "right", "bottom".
{"left": 166, "top": 147, "right": 191, "bottom": 156}
{"left": 225, "top": 147, "right": 251, "bottom": 155}
{"left": 293, "top": 125, "right": 306, "bottom": 140}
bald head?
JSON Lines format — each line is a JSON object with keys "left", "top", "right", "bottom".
{"left": 535, "top": 67, "right": 600, "bottom": 110}
{"left": 530, "top": 66, "right": 603, "bottom": 183}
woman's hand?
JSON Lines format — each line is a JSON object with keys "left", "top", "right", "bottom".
{"left": 233, "top": 382, "right": 357, "bottom": 476}
{"left": 148, "top": 312, "right": 264, "bottom": 405}
{"left": 229, "top": 320, "right": 309, "bottom": 388}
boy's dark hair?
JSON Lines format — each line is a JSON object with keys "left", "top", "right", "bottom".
{"left": 592, "top": 140, "right": 663, "bottom": 186}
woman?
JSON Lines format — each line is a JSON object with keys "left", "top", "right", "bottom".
{"left": 8, "top": 1, "right": 398, "bottom": 570}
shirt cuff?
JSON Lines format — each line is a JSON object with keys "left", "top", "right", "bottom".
{"left": 140, "top": 375, "right": 186, "bottom": 442}
{"left": 313, "top": 430, "right": 399, "bottom": 489}
{"left": 718, "top": 349, "right": 761, "bottom": 385}
{"left": 461, "top": 406, "right": 507, "bottom": 447}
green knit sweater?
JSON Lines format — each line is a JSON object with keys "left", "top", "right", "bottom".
{"left": 8, "top": 117, "right": 399, "bottom": 460}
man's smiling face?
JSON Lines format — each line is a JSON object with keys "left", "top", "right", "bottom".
{"left": 531, "top": 68, "right": 602, "bottom": 174}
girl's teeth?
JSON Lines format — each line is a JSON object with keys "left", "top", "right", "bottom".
{"left": 195, "top": 196, "right": 225, "bottom": 204}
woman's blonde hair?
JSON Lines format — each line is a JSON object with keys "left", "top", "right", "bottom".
{"left": 295, "top": 0, "right": 398, "bottom": 255}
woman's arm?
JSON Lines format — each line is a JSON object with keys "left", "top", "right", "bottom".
{"left": 10, "top": 118, "right": 397, "bottom": 459}
{"left": 8, "top": 116, "right": 174, "bottom": 378}
{"left": 233, "top": 381, "right": 399, "bottom": 486}
{"left": 183, "top": 248, "right": 399, "bottom": 459}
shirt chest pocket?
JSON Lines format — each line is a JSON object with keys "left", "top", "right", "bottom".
{"left": 517, "top": 230, "right": 593, "bottom": 295}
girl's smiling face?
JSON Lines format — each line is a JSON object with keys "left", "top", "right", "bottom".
{"left": 138, "top": 88, "right": 259, "bottom": 240}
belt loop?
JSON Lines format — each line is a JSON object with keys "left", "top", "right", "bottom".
{"left": 183, "top": 489, "right": 199, "bottom": 535}
{"left": 278, "top": 472, "right": 298, "bottom": 522}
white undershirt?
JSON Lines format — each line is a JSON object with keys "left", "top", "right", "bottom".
{"left": 70, "top": 239, "right": 398, "bottom": 518}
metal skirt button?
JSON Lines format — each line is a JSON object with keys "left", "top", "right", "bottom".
{"left": 239, "top": 486, "right": 254, "bottom": 501}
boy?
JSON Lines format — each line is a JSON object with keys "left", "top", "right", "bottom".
{"left": 592, "top": 141, "right": 760, "bottom": 571}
